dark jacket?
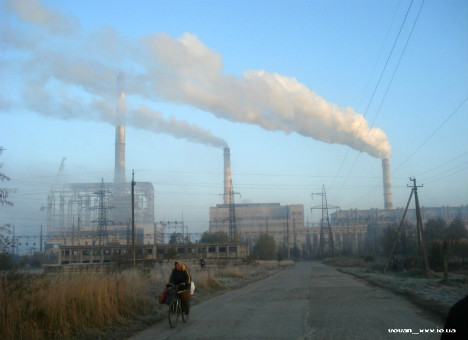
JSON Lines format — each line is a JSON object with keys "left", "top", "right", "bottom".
{"left": 169, "top": 269, "right": 189, "bottom": 289}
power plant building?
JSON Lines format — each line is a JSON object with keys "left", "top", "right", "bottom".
{"left": 45, "top": 73, "right": 157, "bottom": 248}
{"left": 46, "top": 181, "right": 154, "bottom": 247}
{"left": 209, "top": 203, "right": 310, "bottom": 255}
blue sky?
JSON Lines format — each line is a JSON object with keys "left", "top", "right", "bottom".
{"left": 1, "top": 0, "right": 467, "bottom": 238}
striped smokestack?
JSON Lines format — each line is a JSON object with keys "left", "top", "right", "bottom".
{"left": 382, "top": 158, "right": 393, "bottom": 210}
{"left": 224, "top": 147, "right": 232, "bottom": 205}
{"left": 114, "top": 73, "right": 126, "bottom": 183}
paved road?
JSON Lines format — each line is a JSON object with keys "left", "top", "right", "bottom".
{"left": 130, "top": 262, "right": 443, "bottom": 340}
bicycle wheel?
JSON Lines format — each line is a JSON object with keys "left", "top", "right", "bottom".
{"left": 168, "top": 299, "right": 179, "bottom": 328}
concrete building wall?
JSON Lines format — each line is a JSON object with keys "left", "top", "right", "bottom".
{"left": 331, "top": 205, "right": 468, "bottom": 226}
{"left": 54, "top": 243, "right": 250, "bottom": 265}
{"left": 209, "top": 203, "right": 308, "bottom": 255}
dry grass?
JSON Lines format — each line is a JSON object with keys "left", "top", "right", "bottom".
{"left": 0, "top": 260, "right": 293, "bottom": 340}
{"left": 194, "top": 269, "right": 222, "bottom": 289}
{"left": 0, "top": 271, "right": 151, "bottom": 340}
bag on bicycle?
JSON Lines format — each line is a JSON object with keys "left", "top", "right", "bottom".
{"left": 159, "top": 288, "right": 169, "bottom": 304}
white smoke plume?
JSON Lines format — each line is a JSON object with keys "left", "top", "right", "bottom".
{"left": 1, "top": 0, "right": 391, "bottom": 158}
{"left": 128, "top": 106, "right": 228, "bottom": 148}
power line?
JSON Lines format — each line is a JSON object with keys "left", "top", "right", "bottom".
{"left": 337, "top": 0, "right": 425, "bottom": 194}
{"left": 418, "top": 151, "right": 468, "bottom": 177}
{"left": 329, "top": 0, "right": 417, "bottom": 193}
{"left": 422, "top": 164, "right": 468, "bottom": 185}
{"left": 367, "top": 0, "right": 425, "bottom": 131}
{"left": 393, "top": 96, "right": 468, "bottom": 174}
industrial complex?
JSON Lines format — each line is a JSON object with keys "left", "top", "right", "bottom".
{"left": 39, "top": 73, "right": 467, "bottom": 264}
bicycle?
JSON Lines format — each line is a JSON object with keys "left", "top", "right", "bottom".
{"left": 166, "top": 283, "right": 190, "bottom": 328}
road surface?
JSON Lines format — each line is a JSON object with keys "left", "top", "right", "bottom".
{"left": 130, "top": 261, "right": 444, "bottom": 340}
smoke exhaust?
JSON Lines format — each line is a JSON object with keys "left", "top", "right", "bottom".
{"left": 114, "top": 73, "right": 126, "bottom": 183}
{"left": 382, "top": 158, "right": 393, "bottom": 210}
{"left": 224, "top": 147, "right": 232, "bottom": 205}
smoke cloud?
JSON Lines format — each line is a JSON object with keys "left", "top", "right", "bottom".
{"left": 1, "top": 0, "right": 391, "bottom": 158}
{"left": 128, "top": 106, "right": 228, "bottom": 148}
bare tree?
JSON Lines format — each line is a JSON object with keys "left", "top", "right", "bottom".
{"left": 0, "top": 147, "right": 16, "bottom": 258}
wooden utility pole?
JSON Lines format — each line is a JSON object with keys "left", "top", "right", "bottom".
{"left": 286, "top": 211, "right": 290, "bottom": 260}
{"left": 384, "top": 189, "right": 413, "bottom": 273}
{"left": 384, "top": 178, "right": 431, "bottom": 276}
{"left": 131, "top": 170, "right": 136, "bottom": 269}
{"left": 409, "top": 177, "right": 431, "bottom": 276}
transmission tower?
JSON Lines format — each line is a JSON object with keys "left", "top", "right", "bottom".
{"left": 228, "top": 180, "right": 241, "bottom": 242}
{"left": 220, "top": 179, "right": 240, "bottom": 242}
{"left": 311, "top": 185, "right": 339, "bottom": 257}
{"left": 91, "top": 179, "right": 114, "bottom": 246}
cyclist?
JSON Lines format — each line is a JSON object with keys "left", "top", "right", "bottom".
{"left": 169, "top": 261, "right": 191, "bottom": 314}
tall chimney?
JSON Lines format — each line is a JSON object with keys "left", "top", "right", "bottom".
{"left": 114, "top": 73, "right": 126, "bottom": 183}
{"left": 382, "top": 158, "right": 393, "bottom": 210}
{"left": 224, "top": 147, "right": 232, "bottom": 205}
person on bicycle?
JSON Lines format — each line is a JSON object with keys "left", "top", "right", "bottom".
{"left": 169, "top": 261, "right": 191, "bottom": 314}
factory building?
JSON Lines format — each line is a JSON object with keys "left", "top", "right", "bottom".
{"left": 46, "top": 73, "right": 157, "bottom": 249}
{"left": 46, "top": 181, "right": 154, "bottom": 248}
{"left": 331, "top": 205, "right": 468, "bottom": 225}
{"left": 209, "top": 203, "right": 310, "bottom": 255}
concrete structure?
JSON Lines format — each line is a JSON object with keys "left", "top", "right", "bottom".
{"left": 46, "top": 181, "right": 154, "bottom": 248}
{"left": 331, "top": 205, "right": 468, "bottom": 226}
{"left": 305, "top": 224, "right": 368, "bottom": 255}
{"left": 55, "top": 242, "right": 250, "bottom": 265}
{"left": 382, "top": 158, "right": 393, "bottom": 210}
{"left": 223, "top": 147, "right": 232, "bottom": 205}
{"left": 45, "top": 73, "right": 157, "bottom": 249}
{"left": 114, "top": 73, "right": 126, "bottom": 184}
{"left": 209, "top": 203, "right": 309, "bottom": 255}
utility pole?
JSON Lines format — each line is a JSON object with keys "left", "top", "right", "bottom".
{"left": 40, "top": 225, "right": 43, "bottom": 253}
{"left": 409, "top": 177, "right": 431, "bottom": 276}
{"left": 384, "top": 188, "right": 414, "bottom": 273}
{"left": 131, "top": 170, "right": 136, "bottom": 269}
{"left": 286, "top": 211, "right": 290, "bottom": 260}
{"left": 228, "top": 180, "right": 238, "bottom": 242}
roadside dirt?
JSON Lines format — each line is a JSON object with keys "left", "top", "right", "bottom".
{"left": 324, "top": 258, "right": 468, "bottom": 322}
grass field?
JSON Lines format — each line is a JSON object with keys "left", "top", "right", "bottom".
{"left": 0, "top": 260, "right": 293, "bottom": 339}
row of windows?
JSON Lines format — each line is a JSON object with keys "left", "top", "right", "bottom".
{"left": 62, "top": 246, "right": 239, "bottom": 257}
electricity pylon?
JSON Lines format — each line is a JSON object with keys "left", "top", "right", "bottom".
{"left": 311, "top": 185, "right": 339, "bottom": 257}
{"left": 92, "top": 179, "right": 113, "bottom": 246}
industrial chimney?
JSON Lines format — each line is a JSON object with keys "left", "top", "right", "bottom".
{"left": 114, "top": 73, "right": 126, "bottom": 184}
{"left": 382, "top": 158, "right": 393, "bottom": 210}
{"left": 224, "top": 147, "right": 232, "bottom": 205}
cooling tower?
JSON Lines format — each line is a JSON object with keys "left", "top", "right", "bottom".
{"left": 224, "top": 147, "right": 232, "bottom": 205}
{"left": 114, "top": 73, "right": 126, "bottom": 184}
{"left": 382, "top": 158, "right": 393, "bottom": 210}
